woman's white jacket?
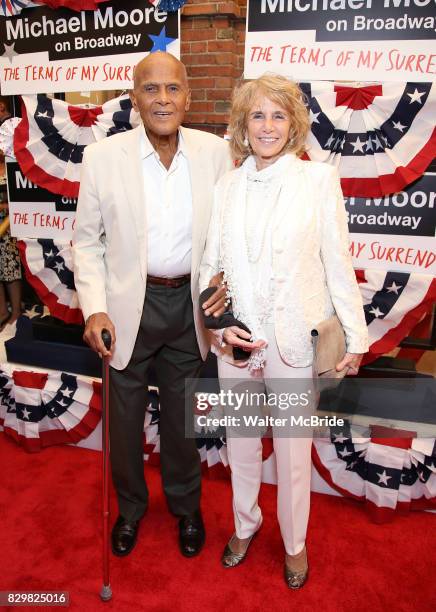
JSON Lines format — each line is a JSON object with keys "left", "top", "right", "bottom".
{"left": 199, "top": 155, "right": 369, "bottom": 367}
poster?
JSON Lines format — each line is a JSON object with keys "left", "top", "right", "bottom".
{"left": 245, "top": 0, "right": 436, "bottom": 82}
{"left": 346, "top": 172, "right": 436, "bottom": 274}
{"left": 0, "top": 0, "right": 179, "bottom": 94}
{"left": 6, "top": 160, "right": 76, "bottom": 240}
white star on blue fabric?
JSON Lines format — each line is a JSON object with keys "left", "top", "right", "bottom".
{"left": 149, "top": 26, "right": 176, "bottom": 53}
{"left": 53, "top": 262, "right": 64, "bottom": 273}
{"left": 339, "top": 448, "right": 352, "bottom": 458}
{"left": 377, "top": 470, "right": 392, "bottom": 486}
{"left": 350, "top": 136, "right": 365, "bottom": 153}
{"left": 392, "top": 120, "right": 407, "bottom": 132}
{"left": 22, "top": 407, "right": 31, "bottom": 420}
{"left": 369, "top": 306, "right": 384, "bottom": 318}
{"left": 386, "top": 281, "right": 402, "bottom": 294}
{"left": 156, "top": 0, "right": 187, "bottom": 10}
{"left": 61, "top": 387, "right": 74, "bottom": 398}
{"left": 309, "top": 110, "right": 320, "bottom": 124}
{"left": 333, "top": 432, "right": 348, "bottom": 444}
{"left": 372, "top": 135, "right": 383, "bottom": 150}
{"left": 407, "top": 88, "right": 425, "bottom": 105}
{"left": 37, "top": 111, "right": 50, "bottom": 118}
{"left": 325, "top": 134, "right": 335, "bottom": 148}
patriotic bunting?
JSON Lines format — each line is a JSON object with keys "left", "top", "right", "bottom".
{"left": 17, "top": 239, "right": 83, "bottom": 325}
{"left": 17, "top": 238, "right": 436, "bottom": 365}
{"left": 1, "top": 363, "right": 434, "bottom": 516}
{"left": 151, "top": 0, "right": 187, "bottom": 10}
{"left": 11, "top": 84, "right": 434, "bottom": 201}
{"left": 0, "top": 363, "right": 101, "bottom": 452}
{"left": 359, "top": 270, "right": 436, "bottom": 365}
{"left": 0, "top": 0, "right": 36, "bottom": 16}
{"left": 312, "top": 422, "right": 436, "bottom": 522}
{"left": 143, "top": 388, "right": 228, "bottom": 478}
{"left": 14, "top": 94, "right": 140, "bottom": 198}
{"left": 0, "top": 366, "right": 229, "bottom": 477}
{"left": 301, "top": 81, "right": 436, "bottom": 198}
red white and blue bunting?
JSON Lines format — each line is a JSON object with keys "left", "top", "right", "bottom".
{"left": 358, "top": 269, "right": 436, "bottom": 364}
{"left": 301, "top": 81, "right": 436, "bottom": 197}
{"left": 14, "top": 94, "right": 140, "bottom": 198}
{"left": 150, "top": 0, "right": 187, "bottom": 10}
{"left": 17, "top": 239, "right": 83, "bottom": 325}
{"left": 312, "top": 423, "right": 436, "bottom": 522}
{"left": 0, "top": 0, "right": 36, "bottom": 16}
{"left": 17, "top": 238, "right": 436, "bottom": 365}
{"left": 0, "top": 367, "right": 228, "bottom": 477}
{"left": 1, "top": 363, "right": 434, "bottom": 518}
{"left": 142, "top": 388, "right": 229, "bottom": 478}
{"left": 10, "top": 83, "right": 435, "bottom": 201}
{"left": 0, "top": 363, "right": 101, "bottom": 451}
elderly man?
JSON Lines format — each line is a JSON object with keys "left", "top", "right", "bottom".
{"left": 72, "top": 52, "right": 230, "bottom": 558}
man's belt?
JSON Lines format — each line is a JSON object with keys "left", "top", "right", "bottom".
{"left": 146, "top": 274, "right": 191, "bottom": 288}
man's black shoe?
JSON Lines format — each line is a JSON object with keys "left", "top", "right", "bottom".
{"left": 178, "top": 510, "right": 205, "bottom": 557}
{"left": 111, "top": 515, "right": 140, "bottom": 557}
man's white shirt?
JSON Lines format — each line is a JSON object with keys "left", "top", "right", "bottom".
{"left": 140, "top": 126, "right": 193, "bottom": 277}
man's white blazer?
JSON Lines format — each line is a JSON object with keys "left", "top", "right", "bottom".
{"left": 72, "top": 125, "right": 230, "bottom": 370}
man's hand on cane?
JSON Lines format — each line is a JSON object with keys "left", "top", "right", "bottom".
{"left": 84, "top": 312, "right": 116, "bottom": 357}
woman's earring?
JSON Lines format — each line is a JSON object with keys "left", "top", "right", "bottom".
{"left": 243, "top": 135, "right": 249, "bottom": 147}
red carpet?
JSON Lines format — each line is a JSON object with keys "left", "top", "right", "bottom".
{"left": 0, "top": 432, "right": 434, "bottom": 612}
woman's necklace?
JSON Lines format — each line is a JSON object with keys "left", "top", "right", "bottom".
{"left": 245, "top": 180, "right": 282, "bottom": 263}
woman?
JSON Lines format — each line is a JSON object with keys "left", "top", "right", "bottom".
{"left": 199, "top": 74, "right": 368, "bottom": 589}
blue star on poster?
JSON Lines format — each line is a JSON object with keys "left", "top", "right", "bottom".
{"left": 149, "top": 26, "right": 176, "bottom": 53}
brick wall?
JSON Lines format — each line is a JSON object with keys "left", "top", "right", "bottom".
{"left": 181, "top": 1, "right": 247, "bottom": 135}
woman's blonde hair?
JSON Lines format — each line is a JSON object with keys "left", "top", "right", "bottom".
{"left": 229, "top": 74, "right": 309, "bottom": 161}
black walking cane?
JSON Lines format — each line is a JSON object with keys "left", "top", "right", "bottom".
{"left": 100, "top": 329, "right": 112, "bottom": 602}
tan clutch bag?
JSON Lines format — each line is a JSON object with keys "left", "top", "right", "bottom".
{"left": 311, "top": 314, "right": 347, "bottom": 380}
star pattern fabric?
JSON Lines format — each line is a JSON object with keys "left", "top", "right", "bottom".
{"left": 1, "top": 360, "right": 434, "bottom": 512}
{"left": 16, "top": 240, "right": 436, "bottom": 365}
{"left": 0, "top": 0, "right": 36, "bottom": 16}
{"left": 153, "top": 0, "right": 187, "bottom": 11}
{"left": 0, "top": 369, "right": 228, "bottom": 477}
{"left": 312, "top": 422, "right": 436, "bottom": 522}
{"left": 14, "top": 94, "right": 140, "bottom": 198}
{"left": 0, "top": 364, "right": 101, "bottom": 451}
{"left": 300, "top": 81, "right": 436, "bottom": 197}
{"left": 358, "top": 270, "right": 436, "bottom": 364}
{"left": 17, "top": 239, "right": 83, "bottom": 324}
